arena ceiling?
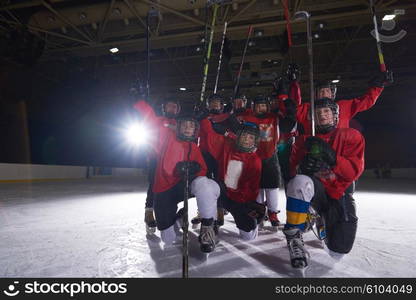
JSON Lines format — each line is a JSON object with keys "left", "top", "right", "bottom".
{"left": 1, "top": 0, "right": 415, "bottom": 106}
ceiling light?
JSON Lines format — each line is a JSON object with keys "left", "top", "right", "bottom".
{"left": 254, "top": 29, "right": 264, "bottom": 37}
{"left": 109, "top": 47, "right": 119, "bottom": 53}
{"left": 382, "top": 14, "right": 396, "bottom": 21}
{"left": 331, "top": 79, "right": 340, "bottom": 83}
{"left": 179, "top": 87, "right": 187, "bottom": 91}
{"left": 314, "top": 33, "right": 320, "bottom": 39}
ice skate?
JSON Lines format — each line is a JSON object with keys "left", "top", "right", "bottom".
{"left": 267, "top": 211, "right": 281, "bottom": 232}
{"left": 305, "top": 207, "right": 326, "bottom": 241}
{"left": 191, "top": 211, "right": 201, "bottom": 229}
{"left": 284, "top": 227, "right": 310, "bottom": 269}
{"left": 144, "top": 208, "right": 157, "bottom": 234}
{"left": 216, "top": 208, "right": 225, "bottom": 227}
{"left": 198, "top": 219, "right": 217, "bottom": 254}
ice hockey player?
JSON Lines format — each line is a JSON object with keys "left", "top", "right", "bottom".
{"left": 133, "top": 98, "right": 180, "bottom": 233}
{"left": 134, "top": 101, "right": 219, "bottom": 253}
{"left": 192, "top": 93, "right": 231, "bottom": 227}
{"left": 283, "top": 97, "right": 364, "bottom": 269}
{"left": 204, "top": 121, "right": 265, "bottom": 240}
{"left": 241, "top": 95, "right": 282, "bottom": 230}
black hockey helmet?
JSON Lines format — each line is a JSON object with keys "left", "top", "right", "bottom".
{"left": 235, "top": 122, "right": 260, "bottom": 153}
{"left": 232, "top": 94, "right": 248, "bottom": 113}
{"left": 176, "top": 114, "right": 200, "bottom": 142}
{"left": 252, "top": 94, "right": 270, "bottom": 118}
{"left": 316, "top": 80, "right": 337, "bottom": 100}
{"left": 161, "top": 98, "right": 181, "bottom": 118}
{"left": 207, "top": 93, "right": 225, "bottom": 114}
{"left": 314, "top": 97, "right": 339, "bottom": 133}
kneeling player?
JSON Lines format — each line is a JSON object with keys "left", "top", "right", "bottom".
{"left": 283, "top": 98, "right": 364, "bottom": 269}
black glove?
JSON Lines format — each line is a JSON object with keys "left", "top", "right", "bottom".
{"left": 368, "top": 70, "right": 394, "bottom": 88}
{"left": 194, "top": 107, "right": 209, "bottom": 121}
{"left": 283, "top": 98, "right": 297, "bottom": 119}
{"left": 286, "top": 63, "right": 300, "bottom": 81}
{"left": 300, "top": 154, "right": 323, "bottom": 175}
{"left": 212, "top": 122, "right": 227, "bottom": 135}
{"left": 273, "top": 76, "right": 290, "bottom": 96}
{"left": 244, "top": 201, "right": 266, "bottom": 223}
{"left": 305, "top": 136, "right": 336, "bottom": 167}
{"left": 128, "top": 80, "right": 147, "bottom": 103}
{"left": 227, "top": 114, "right": 243, "bottom": 134}
{"left": 175, "top": 161, "right": 201, "bottom": 179}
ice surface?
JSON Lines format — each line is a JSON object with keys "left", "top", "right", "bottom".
{"left": 0, "top": 177, "right": 415, "bottom": 278}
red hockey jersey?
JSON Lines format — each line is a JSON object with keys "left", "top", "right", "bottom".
{"left": 152, "top": 129, "right": 207, "bottom": 193}
{"left": 241, "top": 113, "right": 279, "bottom": 160}
{"left": 290, "top": 128, "right": 365, "bottom": 200}
{"left": 204, "top": 123, "right": 262, "bottom": 203}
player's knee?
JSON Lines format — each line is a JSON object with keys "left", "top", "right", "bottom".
{"left": 286, "top": 175, "right": 314, "bottom": 202}
{"left": 191, "top": 176, "right": 220, "bottom": 198}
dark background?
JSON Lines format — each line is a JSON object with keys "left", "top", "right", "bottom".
{"left": 0, "top": 0, "right": 415, "bottom": 169}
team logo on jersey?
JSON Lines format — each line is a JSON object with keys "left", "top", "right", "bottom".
{"left": 258, "top": 124, "right": 274, "bottom": 142}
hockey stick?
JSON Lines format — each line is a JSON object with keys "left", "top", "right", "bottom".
{"left": 369, "top": 0, "right": 393, "bottom": 84}
{"left": 213, "top": 21, "right": 228, "bottom": 94}
{"left": 199, "top": 3, "right": 219, "bottom": 106}
{"left": 369, "top": 0, "right": 386, "bottom": 72}
{"left": 146, "top": 11, "right": 151, "bottom": 100}
{"left": 294, "top": 11, "right": 315, "bottom": 136}
{"left": 182, "top": 145, "right": 191, "bottom": 278}
{"left": 232, "top": 25, "right": 253, "bottom": 99}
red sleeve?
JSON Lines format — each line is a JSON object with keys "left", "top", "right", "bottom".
{"left": 338, "top": 86, "right": 383, "bottom": 120}
{"left": 133, "top": 100, "right": 158, "bottom": 124}
{"left": 200, "top": 118, "right": 226, "bottom": 160}
{"left": 289, "top": 80, "right": 302, "bottom": 106}
{"left": 332, "top": 130, "right": 365, "bottom": 182}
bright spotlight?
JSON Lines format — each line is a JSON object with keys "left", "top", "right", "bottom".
{"left": 125, "top": 123, "right": 148, "bottom": 146}
{"left": 179, "top": 87, "right": 187, "bottom": 91}
{"left": 109, "top": 47, "right": 119, "bottom": 53}
{"left": 331, "top": 79, "right": 340, "bottom": 83}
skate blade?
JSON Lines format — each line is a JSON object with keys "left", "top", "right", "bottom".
{"left": 146, "top": 225, "right": 156, "bottom": 234}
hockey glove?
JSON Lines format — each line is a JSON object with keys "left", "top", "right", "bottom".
{"left": 212, "top": 122, "right": 227, "bottom": 135}
{"left": 305, "top": 136, "right": 336, "bottom": 167}
{"left": 194, "top": 107, "right": 210, "bottom": 121}
{"left": 227, "top": 114, "right": 243, "bottom": 134}
{"left": 273, "top": 76, "right": 290, "bottom": 96}
{"left": 244, "top": 201, "right": 266, "bottom": 223}
{"left": 368, "top": 70, "right": 394, "bottom": 88}
{"left": 300, "top": 154, "right": 323, "bottom": 175}
{"left": 175, "top": 161, "right": 201, "bottom": 180}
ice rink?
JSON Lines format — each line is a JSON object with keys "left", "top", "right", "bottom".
{"left": 1, "top": 177, "right": 415, "bottom": 278}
